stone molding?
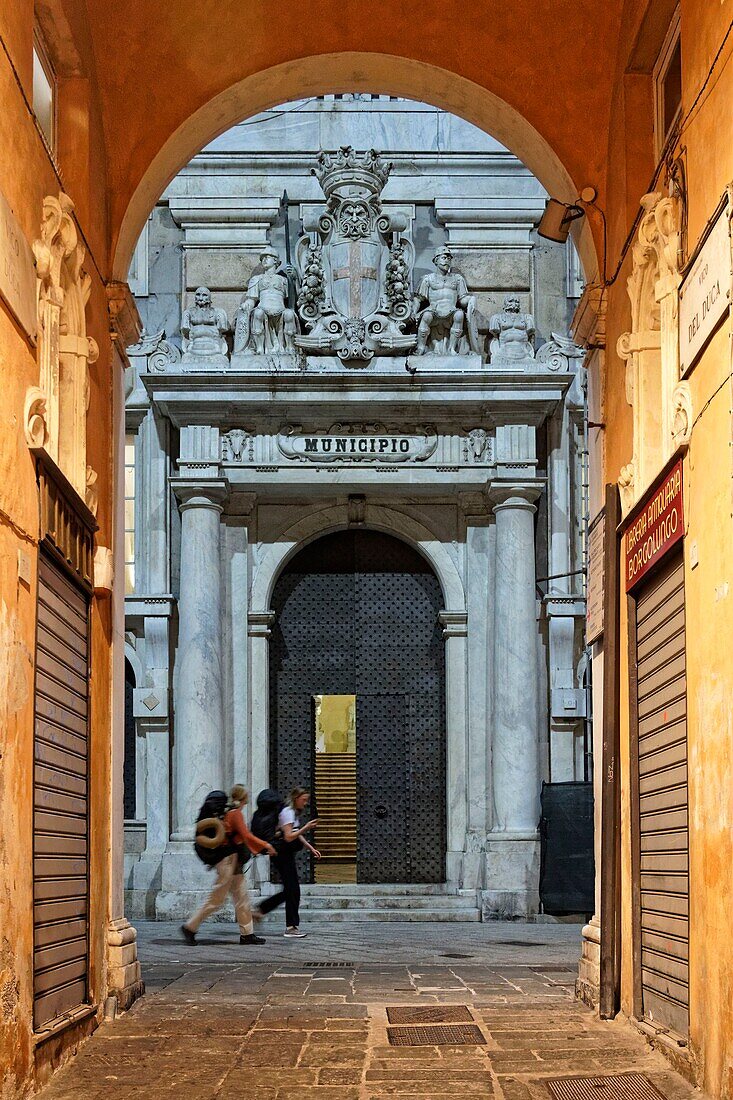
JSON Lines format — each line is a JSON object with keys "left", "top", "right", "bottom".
{"left": 247, "top": 610, "right": 275, "bottom": 638}
{"left": 439, "top": 609, "right": 469, "bottom": 637}
{"left": 249, "top": 502, "right": 465, "bottom": 613}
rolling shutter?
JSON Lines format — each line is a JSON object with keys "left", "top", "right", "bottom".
{"left": 634, "top": 550, "right": 688, "bottom": 1038}
{"left": 33, "top": 553, "right": 90, "bottom": 1029}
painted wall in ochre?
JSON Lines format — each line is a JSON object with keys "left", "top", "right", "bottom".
{"left": 1, "top": 0, "right": 732, "bottom": 1095}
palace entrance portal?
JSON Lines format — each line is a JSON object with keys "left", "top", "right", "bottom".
{"left": 269, "top": 530, "right": 446, "bottom": 885}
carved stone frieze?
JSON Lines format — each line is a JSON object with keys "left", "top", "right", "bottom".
{"left": 463, "top": 428, "right": 494, "bottom": 463}
{"left": 221, "top": 429, "right": 254, "bottom": 463}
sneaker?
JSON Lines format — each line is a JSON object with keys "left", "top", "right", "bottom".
{"left": 283, "top": 927, "right": 307, "bottom": 938}
{"left": 180, "top": 924, "right": 196, "bottom": 945}
{"left": 240, "top": 934, "right": 266, "bottom": 945}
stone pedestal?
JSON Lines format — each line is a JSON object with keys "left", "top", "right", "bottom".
{"left": 482, "top": 835, "right": 540, "bottom": 919}
{"left": 577, "top": 915, "right": 601, "bottom": 1007}
{"left": 106, "top": 918, "right": 144, "bottom": 1010}
{"left": 172, "top": 480, "right": 228, "bottom": 839}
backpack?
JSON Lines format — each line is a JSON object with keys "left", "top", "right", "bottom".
{"left": 250, "top": 788, "right": 284, "bottom": 850}
{"left": 193, "top": 790, "right": 234, "bottom": 866}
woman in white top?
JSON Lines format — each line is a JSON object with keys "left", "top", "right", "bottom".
{"left": 255, "top": 787, "right": 320, "bottom": 937}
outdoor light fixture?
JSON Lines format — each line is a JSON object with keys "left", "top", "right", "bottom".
{"left": 537, "top": 187, "right": 598, "bottom": 243}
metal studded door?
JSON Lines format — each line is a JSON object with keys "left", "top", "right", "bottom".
{"left": 269, "top": 529, "right": 446, "bottom": 884}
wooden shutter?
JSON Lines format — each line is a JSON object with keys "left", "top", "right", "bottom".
{"left": 633, "top": 549, "right": 688, "bottom": 1038}
{"left": 33, "top": 553, "right": 90, "bottom": 1029}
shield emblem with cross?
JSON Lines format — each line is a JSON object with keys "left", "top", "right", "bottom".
{"left": 329, "top": 237, "right": 382, "bottom": 320}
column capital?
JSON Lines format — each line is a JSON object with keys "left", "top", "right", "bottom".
{"left": 172, "top": 477, "right": 229, "bottom": 511}
{"left": 488, "top": 481, "right": 543, "bottom": 512}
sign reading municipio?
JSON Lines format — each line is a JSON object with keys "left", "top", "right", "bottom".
{"left": 624, "top": 458, "right": 684, "bottom": 592}
{"left": 679, "top": 196, "right": 731, "bottom": 378}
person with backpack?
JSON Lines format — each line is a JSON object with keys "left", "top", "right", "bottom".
{"left": 252, "top": 786, "right": 320, "bottom": 938}
{"left": 181, "top": 785, "right": 276, "bottom": 946}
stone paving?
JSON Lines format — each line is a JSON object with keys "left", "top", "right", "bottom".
{"left": 38, "top": 921, "right": 702, "bottom": 1100}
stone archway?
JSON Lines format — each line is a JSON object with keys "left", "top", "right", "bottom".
{"left": 111, "top": 52, "right": 601, "bottom": 287}
{"left": 249, "top": 503, "right": 469, "bottom": 884}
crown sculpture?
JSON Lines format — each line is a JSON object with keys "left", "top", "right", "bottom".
{"left": 295, "top": 146, "right": 416, "bottom": 362}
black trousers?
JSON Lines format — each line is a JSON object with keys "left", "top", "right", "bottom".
{"left": 259, "top": 848, "right": 300, "bottom": 927}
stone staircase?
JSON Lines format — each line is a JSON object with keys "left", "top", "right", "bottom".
{"left": 295, "top": 883, "right": 482, "bottom": 922}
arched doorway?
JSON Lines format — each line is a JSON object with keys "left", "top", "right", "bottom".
{"left": 269, "top": 529, "right": 446, "bottom": 885}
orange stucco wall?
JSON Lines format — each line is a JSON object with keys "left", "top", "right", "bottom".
{"left": 1, "top": 0, "right": 731, "bottom": 1095}
{"left": 0, "top": 1, "right": 116, "bottom": 1093}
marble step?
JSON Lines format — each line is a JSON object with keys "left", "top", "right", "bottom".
{"left": 299, "top": 883, "right": 462, "bottom": 895}
{"left": 299, "top": 893, "right": 478, "bottom": 910}
{"left": 296, "top": 906, "right": 481, "bottom": 922}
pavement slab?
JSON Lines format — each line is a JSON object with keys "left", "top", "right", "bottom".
{"left": 35, "top": 921, "right": 705, "bottom": 1100}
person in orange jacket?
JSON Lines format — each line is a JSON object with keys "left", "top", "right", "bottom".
{"left": 182, "top": 785, "right": 276, "bottom": 945}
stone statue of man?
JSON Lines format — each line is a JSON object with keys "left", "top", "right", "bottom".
{"left": 180, "top": 287, "right": 229, "bottom": 363}
{"left": 412, "top": 246, "right": 481, "bottom": 356}
{"left": 233, "top": 245, "right": 299, "bottom": 355}
{"left": 489, "top": 295, "right": 535, "bottom": 361}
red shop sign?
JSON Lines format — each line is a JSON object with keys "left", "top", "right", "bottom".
{"left": 624, "top": 458, "right": 684, "bottom": 592}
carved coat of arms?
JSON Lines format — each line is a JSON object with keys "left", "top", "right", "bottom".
{"left": 295, "top": 147, "right": 415, "bottom": 363}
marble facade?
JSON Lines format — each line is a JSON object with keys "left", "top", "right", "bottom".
{"left": 123, "top": 99, "right": 588, "bottom": 920}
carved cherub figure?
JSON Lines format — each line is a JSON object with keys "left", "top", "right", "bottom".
{"left": 181, "top": 287, "right": 228, "bottom": 361}
{"left": 489, "top": 295, "right": 535, "bottom": 361}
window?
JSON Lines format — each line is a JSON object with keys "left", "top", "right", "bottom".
{"left": 654, "top": 10, "right": 682, "bottom": 156}
{"left": 32, "top": 31, "right": 56, "bottom": 152}
{"left": 124, "top": 435, "right": 136, "bottom": 593}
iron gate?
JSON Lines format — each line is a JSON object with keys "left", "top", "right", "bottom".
{"left": 269, "top": 530, "right": 446, "bottom": 883}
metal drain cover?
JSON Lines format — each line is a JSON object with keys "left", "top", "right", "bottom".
{"left": 545, "top": 1073, "right": 668, "bottom": 1100}
{"left": 387, "top": 1024, "right": 486, "bottom": 1046}
{"left": 387, "top": 1005, "right": 473, "bottom": 1024}
{"left": 304, "top": 961, "right": 354, "bottom": 968}
{"left": 441, "top": 952, "right": 475, "bottom": 959}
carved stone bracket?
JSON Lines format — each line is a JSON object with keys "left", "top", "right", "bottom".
{"left": 616, "top": 191, "right": 682, "bottom": 514}
{"left": 25, "top": 192, "right": 96, "bottom": 500}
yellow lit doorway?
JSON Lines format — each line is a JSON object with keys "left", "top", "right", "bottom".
{"left": 313, "top": 694, "right": 356, "bottom": 883}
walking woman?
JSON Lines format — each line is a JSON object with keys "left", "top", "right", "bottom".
{"left": 254, "top": 787, "right": 320, "bottom": 938}
{"left": 181, "top": 785, "right": 276, "bottom": 945}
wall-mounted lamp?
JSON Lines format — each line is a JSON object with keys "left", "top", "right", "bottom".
{"left": 537, "top": 187, "right": 598, "bottom": 243}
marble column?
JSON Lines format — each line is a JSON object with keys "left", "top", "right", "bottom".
{"left": 484, "top": 482, "right": 542, "bottom": 918}
{"left": 491, "top": 484, "right": 541, "bottom": 831}
{"left": 172, "top": 480, "right": 228, "bottom": 839}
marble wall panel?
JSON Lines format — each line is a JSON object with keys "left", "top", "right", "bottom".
{"left": 185, "top": 249, "right": 260, "bottom": 292}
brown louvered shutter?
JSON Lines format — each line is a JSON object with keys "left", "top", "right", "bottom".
{"left": 33, "top": 553, "right": 90, "bottom": 1029}
{"left": 634, "top": 549, "right": 688, "bottom": 1038}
